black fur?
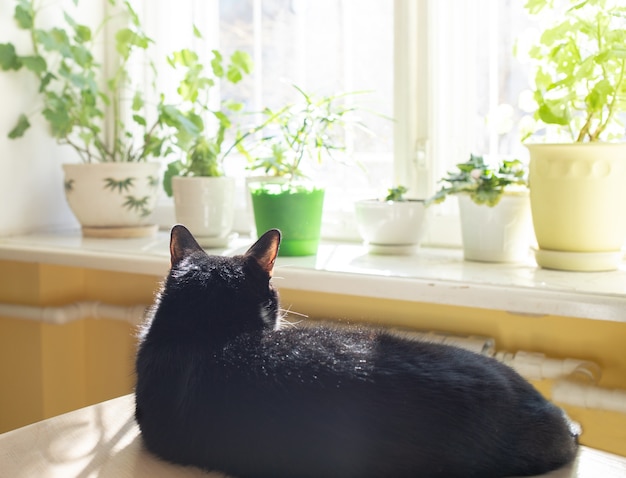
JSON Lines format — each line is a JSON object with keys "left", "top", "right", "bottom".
{"left": 135, "top": 225, "right": 578, "bottom": 478}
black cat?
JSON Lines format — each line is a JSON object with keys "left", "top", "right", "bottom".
{"left": 135, "top": 225, "right": 578, "bottom": 478}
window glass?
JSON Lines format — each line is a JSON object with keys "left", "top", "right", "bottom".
{"left": 216, "top": 0, "right": 394, "bottom": 200}
{"left": 143, "top": 0, "right": 561, "bottom": 241}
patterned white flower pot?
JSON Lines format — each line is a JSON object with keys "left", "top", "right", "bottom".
{"left": 458, "top": 192, "right": 533, "bottom": 263}
{"left": 62, "top": 162, "right": 161, "bottom": 238}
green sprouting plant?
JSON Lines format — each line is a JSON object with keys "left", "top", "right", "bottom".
{"left": 0, "top": 0, "right": 170, "bottom": 162}
{"left": 428, "top": 154, "right": 528, "bottom": 207}
{"left": 161, "top": 45, "right": 271, "bottom": 196}
{"left": 248, "top": 85, "right": 371, "bottom": 181}
{"left": 519, "top": 0, "right": 626, "bottom": 142}
{"left": 384, "top": 185, "right": 408, "bottom": 202}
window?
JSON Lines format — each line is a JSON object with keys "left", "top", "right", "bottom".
{"left": 419, "top": 0, "right": 544, "bottom": 245}
{"left": 139, "top": 0, "right": 542, "bottom": 244}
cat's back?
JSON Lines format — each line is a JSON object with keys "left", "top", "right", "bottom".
{"left": 205, "top": 325, "right": 578, "bottom": 478}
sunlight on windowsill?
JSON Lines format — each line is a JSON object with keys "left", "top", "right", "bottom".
{"left": 0, "top": 229, "right": 625, "bottom": 323}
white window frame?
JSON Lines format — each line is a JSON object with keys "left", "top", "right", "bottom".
{"left": 135, "top": 0, "right": 510, "bottom": 247}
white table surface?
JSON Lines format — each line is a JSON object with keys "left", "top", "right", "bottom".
{"left": 0, "top": 394, "right": 624, "bottom": 478}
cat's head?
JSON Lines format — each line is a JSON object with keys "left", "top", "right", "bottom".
{"left": 148, "top": 225, "right": 282, "bottom": 341}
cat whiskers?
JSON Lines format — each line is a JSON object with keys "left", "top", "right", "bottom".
{"left": 277, "top": 307, "right": 307, "bottom": 330}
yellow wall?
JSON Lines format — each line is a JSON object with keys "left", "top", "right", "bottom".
{"left": 0, "top": 260, "right": 624, "bottom": 456}
{"left": 0, "top": 261, "right": 159, "bottom": 432}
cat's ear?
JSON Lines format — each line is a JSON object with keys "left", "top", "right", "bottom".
{"left": 170, "top": 224, "right": 204, "bottom": 267}
{"left": 245, "top": 229, "right": 281, "bottom": 276}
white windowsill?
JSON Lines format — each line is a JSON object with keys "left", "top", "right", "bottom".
{"left": 0, "top": 229, "right": 625, "bottom": 323}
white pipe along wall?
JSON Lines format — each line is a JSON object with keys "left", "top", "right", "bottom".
{"left": 0, "top": 301, "right": 148, "bottom": 326}
{"left": 0, "top": 301, "right": 624, "bottom": 414}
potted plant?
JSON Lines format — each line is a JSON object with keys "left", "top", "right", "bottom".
{"left": 247, "top": 85, "right": 368, "bottom": 256}
{"left": 160, "top": 47, "right": 255, "bottom": 247}
{"left": 354, "top": 186, "right": 429, "bottom": 255}
{"left": 428, "top": 154, "right": 532, "bottom": 263}
{"left": 0, "top": 0, "right": 168, "bottom": 237}
{"left": 519, "top": 0, "right": 626, "bottom": 271}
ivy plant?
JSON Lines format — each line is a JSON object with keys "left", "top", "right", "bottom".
{"left": 0, "top": 0, "right": 170, "bottom": 162}
{"left": 384, "top": 185, "right": 408, "bottom": 202}
{"left": 428, "top": 154, "right": 528, "bottom": 207}
{"left": 520, "top": 0, "right": 626, "bottom": 142}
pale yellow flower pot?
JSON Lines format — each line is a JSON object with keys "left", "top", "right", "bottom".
{"left": 527, "top": 143, "right": 626, "bottom": 271}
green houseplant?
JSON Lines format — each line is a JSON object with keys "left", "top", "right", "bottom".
{"left": 354, "top": 185, "right": 429, "bottom": 255}
{"left": 519, "top": 0, "right": 626, "bottom": 270}
{"left": 0, "top": 0, "right": 168, "bottom": 237}
{"left": 428, "top": 154, "right": 528, "bottom": 207}
{"left": 248, "top": 85, "right": 367, "bottom": 256}
{"left": 428, "top": 154, "right": 532, "bottom": 263}
{"left": 159, "top": 47, "right": 256, "bottom": 246}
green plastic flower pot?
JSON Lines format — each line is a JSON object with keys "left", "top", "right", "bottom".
{"left": 249, "top": 182, "right": 325, "bottom": 256}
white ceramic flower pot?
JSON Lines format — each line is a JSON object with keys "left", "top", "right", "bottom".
{"left": 458, "top": 193, "right": 532, "bottom": 263}
{"left": 527, "top": 143, "right": 626, "bottom": 271}
{"left": 172, "top": 176, "right": 236, "bottom": 247}
{"left": 354, "top": 199, "right": 428, "bottom": 254}
{"left": 62, "top": 162, "right": 161, "bottom": 238}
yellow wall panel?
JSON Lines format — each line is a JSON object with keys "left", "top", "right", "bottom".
{"left": 40, "top": 321, "right": 86, "bottom": 419}
{"left": 1, "top": 262, "right": 625, "bottom": 456}
{"left": 38, "top": 265, "right": 85, "bottom": 305}
{"left": 0, "top": 261, "right": 41, "bottom": 304}
{"left": 0, "top": 317, "right": 44, "bottom": 432}
{"left": 84, "top": 269, "right": 160, "bottom": 304}
{"left": 84, "top": 320, "right": 138, "bottom": 406}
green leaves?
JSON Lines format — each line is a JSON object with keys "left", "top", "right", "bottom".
{"left": 521, "top": 0, "right": 626, "bottom": 142}
{"left": 537, "top": 100, "right": 570, "bottom": 126}
{"left": 115, "top": 27, "right": 151, "bottom": 59}
{"left": 19, "top": 55, "right": 46, "bottom": 74}
{"left": 161, "top": 41, "right": 256, "bottom": 187}
{"left": 4, "top": 0, "right": 256, "bottom": 168}
{"left": 162, "top": 160, "right": 184, "bottom": 197}
{"left": 429, "top": 154, "right": 528, "bottom": 207}
{"left": 384, "top": 186, "right": 408, "bottom": 202}
{"left": 227, "top": 50, "right": 253, "bottom": 83}
{"left": 2, "top": 0, "right": 169, "bottom": 163}
{"left": 208, "top": 49, "right": 253, "bottom": 83}
{"left": 8, "top": 114, "right": 30, "bottom": 139}
{"left": 14, "top": 0, "right": 34, "bottom": 29}
{"left": 0, "top": 43, "right": 21, "bottom": 70}
{"left": 247, "top": 86, "right": 369, "bottom": 180}
{"left": 586, "top": 79, "right": 613, "bottom": 111}
{"left": 187, "top": 137, "right": 221, "bottom": 177}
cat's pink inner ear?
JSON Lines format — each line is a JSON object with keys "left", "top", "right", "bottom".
{"left": 170, "top": 224, "right": 203, "bottom": 267}
{"left": 247, "top": 229, "right": 281, "bottom": 276}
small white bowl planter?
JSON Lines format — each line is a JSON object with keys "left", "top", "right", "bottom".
{"left": 457, "top": 192, "right": 533, "bottom": 263}
{"left": 354, "top": 199, "right": 428, "bottom": 255}
{"left": 172, "top": 176, "right": 236, "bottom": 248}
{"left": 62, "top": 162, "right": 161, "bottom": 238}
